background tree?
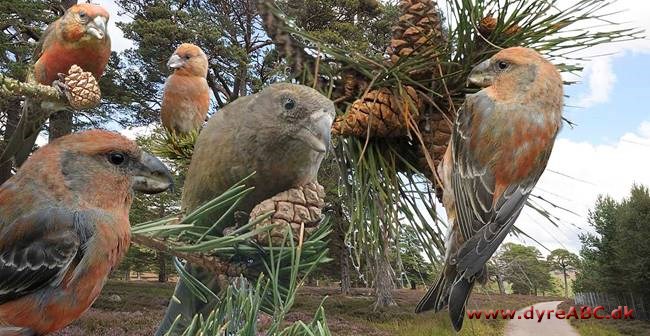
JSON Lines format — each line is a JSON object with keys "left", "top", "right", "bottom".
{"left": 496, "top": 243, "right": 553, "bottom": 295}
{"left": 547, "top": 248, "right": 579, "bottom": 298}
{"left": 574, "top": 185, "right": 650, "bottom": 302}
{"left": 393, "top": 225, "right": 436, "bottom": 289}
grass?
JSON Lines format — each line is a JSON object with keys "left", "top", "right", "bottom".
{"left": 52, "top": 281, "right": 562, "bottom": 336}
{"left": 558, "top": 301, "right": 650, "bottom": 336}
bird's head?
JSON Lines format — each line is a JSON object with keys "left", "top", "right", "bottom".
{"left": 61, "top": 3, "right": 110, "bottom": 42}
{"left": 20, "top": 130, "right": 174, "bottom": 209}
{"left": 467, "top": 47, "right": 560, "bottom": 90}
{"left": 256, "top": 83, "right": 335, "bottom": 155}
{"left": 167, "top": 43, "right": 209, "bottom": 78}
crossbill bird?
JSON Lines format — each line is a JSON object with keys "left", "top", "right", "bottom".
{"left": 156, "top": 83, "right": 335, "bottom": 335}
{"left": 0, "top": 130, "right": 173, "bottom": 335}
{"left": 1, "top": 3, "right": 111, "bottom": 167}
{"left": 415, "top": 47, "right": 563, "bottom": 331}
{"left": 160, "top": 43, "right": 210, "bottom": 135}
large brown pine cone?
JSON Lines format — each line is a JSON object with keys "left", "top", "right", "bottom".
{"left": 250, "top": 182, "right": 325, "bottom": 246}
{"left": 386, "top": 0, "right": 446, "bottom": 66}
{"left": 332, "top": 86, "right": 422, "bottom": 138}
{"left": 63, "top": 65, "right": 101, "bottom": 110}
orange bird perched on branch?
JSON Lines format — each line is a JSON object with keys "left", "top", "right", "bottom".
{"left": 0, "top": 130, "right": 173, "bottom": 335}
{"left": 33, "top": 3, "right": 111, "bottom": 85}
{"left": 0, "top": 3, "right": 112, "bottom": 168}
{"left": 415, "top": 47, "right": 563, "bottom": 331}
{"left": 160, "top": 43, "right": 211, "bottom": 135}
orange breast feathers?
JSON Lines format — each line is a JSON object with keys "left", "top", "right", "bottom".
{"left": 160, "top": 43, "right": 211, "bottom": 135}
{"left": 34, "top": 41, "right": 111, "bottom": 85}
{"left": 160, "top": 74, "right": 211, "bottom": 134}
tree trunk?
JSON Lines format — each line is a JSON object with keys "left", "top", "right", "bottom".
{"left": 48, "top": 0, "right": 77, "bottom": 139}
{"left": 562, "top": 266, "right": 569, "bottom": 298}
{"left": 49, "top": 109, "right": 73, "bottom": 140}
{"left": 0, "top": 97, "right": 20, "bottom": 184}
{"left": 125, "top": 266, "right": 131, "bottom": 281}
{"left": 341, "top": 250, "right": 351, "bottom": 295}
{"left": 496, "top": 273, "right": 506, "bottom": 295}
{"left": 158, "top": 252, "right": 167, "bottom": 283}
{"left": 373, "top": 247, "right": 396, "bottom": 309}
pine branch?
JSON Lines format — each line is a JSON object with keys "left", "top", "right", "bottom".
{"left": 131, "top": 234, "right": 232, "bottom": 276}
{"left": 0, "top": 73, "right": 64, "bottom": 102}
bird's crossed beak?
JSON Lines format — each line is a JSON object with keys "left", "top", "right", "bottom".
{"left": 133, "top": 152, "right": 174, "bottom": 194}
{"left": 467, "top": 59, "right": 494, "bottom": 88}
{"left": 295, "top": 111, "right": 334, "bottom": 154}
{"left": 167, "top": 54, "right": 185, "bottom": 69}
{"left": 86, "top": 16, "right": 108, "bottom": 40}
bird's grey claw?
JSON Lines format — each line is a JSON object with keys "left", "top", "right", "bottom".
{"left": 52, "top": 77, "right": 71, "bottom": 101}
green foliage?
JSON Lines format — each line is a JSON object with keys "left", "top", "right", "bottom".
{"left": 115, "top": 0, "right": 281, "bottom": 108}
{"left": 278, "top": 0, "right": 398, "bottom": 55}
{"left": 574, "top": 185, "right": 650, "bottom": 300}
{"left": 493, "top": 243, "right": 553, "bottom": 295}
{"left": 393, "top": 225, "right": 437, "bottom": 287}
{"left": 133, "top": 173, "right": 333, "bottom": 334}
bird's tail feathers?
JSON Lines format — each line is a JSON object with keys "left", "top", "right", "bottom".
{"left": 416, "top": 265, "right": 483, "bottom": 332}
{"left": 448, "top": 277, "right": 475, "bottom": 332}
{"left": 415, "top": 267, "right": 451, "bottom": 313}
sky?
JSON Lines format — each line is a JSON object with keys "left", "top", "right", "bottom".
{"left": 91, "top": 0, "right": 650, "bottom": 254}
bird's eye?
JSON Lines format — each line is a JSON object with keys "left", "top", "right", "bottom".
{"left": 283, "top": 98, "right": 295, "bottom": 110}
{"left": 79, "top": 11, "right": 87, "bottom": 19}
{"left": 185, "top": 55, "right": 191, "bottom": 60}
{"left": 108, "top": 152, "right": 126, "bottom": 165}
{"left": 497, "top": 61, "right": 510, "bottom": 70}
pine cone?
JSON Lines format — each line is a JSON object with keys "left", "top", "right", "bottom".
{"left": 386, "top": 0, "right": 446, "bottom": 66}
{"left": 332, "top": 86, "right": 422, "bottom": 138}
{"left": 63, "top": 65, "right": 101, "bottom": 110}
{"left": 250, "top": 182, "right": 325, "bottom": 246}
{"left": 477, "top": 16, "right": 521, "bottom": 42}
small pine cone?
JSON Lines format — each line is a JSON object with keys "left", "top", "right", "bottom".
{"left": 63, "top": 65, "right": 101, "bottom": 110}
{"left": 250, "top": 182, "right": 325, "bottom": 246}
{"left": 477, "top": 16, "right": 521, "bottom": 40}
{"left": 332, "top": 86, "right": 422, "bottom": 138}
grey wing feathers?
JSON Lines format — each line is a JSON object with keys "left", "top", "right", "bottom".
{"left": 0, "top": 208, "right": 93, "bottom": 304}
{"left": 450, "top": 94, "right": 535, "bottom": 281}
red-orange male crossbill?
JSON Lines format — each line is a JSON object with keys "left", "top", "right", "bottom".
{"left": 34, "top": 3, "right": 111, "bottom": 85}
{"left": 0, "top": 130, "right": 173, "bottom": 335}
{"left": 160, "top": 43, "right": 211, "bottom": 135}
{"left": 1, "top": 3, "right": 112, "bottom": 168}
{"left": 415, "top": 47, "right": 563, "bottom": 331}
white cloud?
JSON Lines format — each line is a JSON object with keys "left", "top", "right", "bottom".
{"left": 557, "top": 0, "right": 650, "bottom": 109}
{"left": 507, "top": 121, "right": 650, "bottom": 254}
{"left": 576, "top": 57, "right": 616, "bottom": 108}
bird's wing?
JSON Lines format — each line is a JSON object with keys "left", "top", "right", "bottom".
{"left": 450, "top": 94, "right": 546, "bottom": 280}
{"left": 0, "top": 208, "right": 95, "bottom": 304}
{"left": 31, "top": 19, "right": 58, "bottom": 64}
